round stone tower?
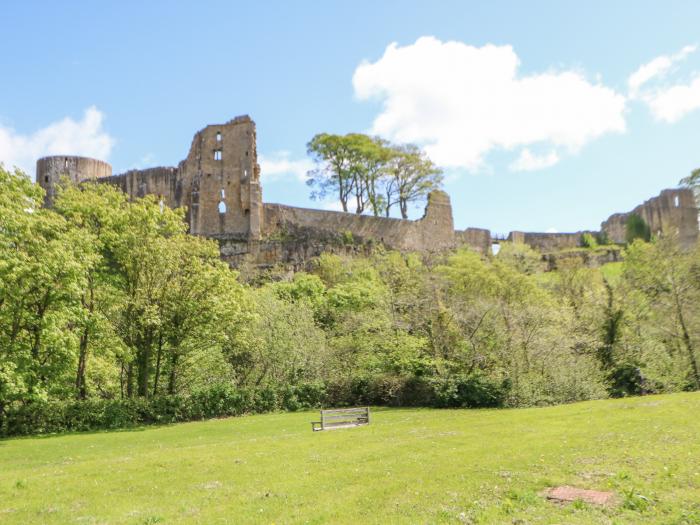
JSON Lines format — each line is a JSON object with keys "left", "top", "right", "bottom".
{"left": 37, "top": 156, "right": 112, "bottom": 206}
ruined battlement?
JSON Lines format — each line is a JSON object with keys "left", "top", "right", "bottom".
{"left": 601, "top": 188, "right": 698, "bottom": 248}
{"left": 37, "top": 155, "right": 112, "bottom": 206}
{"left": 36, "top": 115, "right": 699, "bottom": 268}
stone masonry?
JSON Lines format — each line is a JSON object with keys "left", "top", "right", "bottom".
{"left": 36, "top": 115, "right": 699, "bottom": 267}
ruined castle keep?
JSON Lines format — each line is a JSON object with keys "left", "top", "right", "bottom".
{"left": 37, "top": 115, "right": 699, "bottom": 267}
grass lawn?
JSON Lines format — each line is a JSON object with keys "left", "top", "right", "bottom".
{"left": 1, "top": 393, "right": 699, "bottom": 524}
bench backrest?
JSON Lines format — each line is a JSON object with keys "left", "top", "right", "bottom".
{"left": 320, "top": 407, "right": 370, "bottom": 428}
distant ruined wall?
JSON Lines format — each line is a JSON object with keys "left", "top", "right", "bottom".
{"left": 35, "top": 115, "right": 699, "bottom": 272}
{"left": 262, "top": 190, "right": 456, "bottom": 253}
{"left": 37, "top": 156, "right": 112, "bottom": 206}
{"left": 455, "top": 228, "right": 492, "bottom": 255}
{"left": 508, "top": 231, "right": 596, "bottom": 252}
{"left": 601, "top": 188, "right": 698, "bottom": 248}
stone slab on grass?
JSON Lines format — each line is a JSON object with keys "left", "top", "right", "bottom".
{"left": 545, "top": 486, "right": 616, "bottom": 506}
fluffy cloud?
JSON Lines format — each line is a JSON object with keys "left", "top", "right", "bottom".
{"left": 628, "top": 45, "right": 697, "bottom": 96}
{"left": 509, "top": 149, "right": 559, "bottom": 172}
{"left": 628, "top": 45, "right": 700, "bottom": 123}
{"left": 645, "top": 77, "right": 700, "bottom": 123}
{"left": 0, "top": 106, "right": 114, "bottom": 178}
{"left": 353, "top": 37, "right": 626, "bottom": 171}
{"left": 259, "top": 151, "right": 313, "bottom": 183}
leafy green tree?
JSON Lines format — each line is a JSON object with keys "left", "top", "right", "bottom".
{"left": 0, "top": 166, "right": 94, "bottom": 407}
{"left": 307, "top": 133, "right": 442, "bottom": 218}
{"left": 625, "top": 213, "right": 651, "bottom": 244}
{"left": 384, "top": 144, "right": 443, "bottom": 219}
{"left": 623, "top": 237, "right": 700, "bottom": 390}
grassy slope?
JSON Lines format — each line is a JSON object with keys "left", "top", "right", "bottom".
{"left": 1, "top": 393, "right": 699, "bottom": 525}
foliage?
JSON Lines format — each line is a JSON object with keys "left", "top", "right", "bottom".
{"left": 581, "top": 232, "right": 598, "bottom": 248}
{"left": 306, "top": 133, "right": 442, "bottom": 217}
{"left": 626, "top": 213, "right": 651, "bottom": 243}
{"left": 3, "top": 165, "right": 700, "bottom": 437}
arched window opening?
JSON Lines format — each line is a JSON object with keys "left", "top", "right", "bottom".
{"left": 218, "top": 201, "right": 227, "bottom": 214}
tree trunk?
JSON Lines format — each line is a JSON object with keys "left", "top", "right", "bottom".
{"left": 126, "top": 362, "right": 134, "bottom": 398}
{"left": 167, "top": 353, "right": 179, "bottom": 395}
{"left": 75, "top": 326, "right": 89, "bottom": 399}
{"left": 676, "top": 301, "right": 700, "bottom": 389}
{"left": 152, "top": 333, "right": 163, "bottom": 397}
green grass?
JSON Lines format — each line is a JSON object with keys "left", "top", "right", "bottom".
{"left": 1, "top": 393, "right": 699, "bottom": 524}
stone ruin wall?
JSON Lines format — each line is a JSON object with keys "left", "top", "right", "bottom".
{"left": 600, "top": 188, "right": 698, "bottom": 248}
{"left": 36, "top": 115, "right": 699, "bottom": 270}
{"left": 37, "top": 156, "right": 112, "bottom": 207}
{"left": 507, "top": 231, "right": 597, "bottom": 252}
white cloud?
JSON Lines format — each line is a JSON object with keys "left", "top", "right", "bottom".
{"left": 259, "top": 151, "right": 313, "bottom": 183}
{"left": 628, "top": 45, "right": 697, "bottom": 96}
{"left": 509, "top": 148, "right": 559, "bottom": 172}
{"left": 0, "top": 106, "right": 114, "bottom": 179}
{"left": 628, "top": 44, "right": 700, "bottom": 123}
{"left": 645, "top": 77, "right": 700, "bottom": 123}
{"left": 353, "top": 37, "right": 626, "bottom": 171}
{"left": 545, "top": 228, "right": 559, "bottom": 233}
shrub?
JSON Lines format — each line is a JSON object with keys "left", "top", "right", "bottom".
{"left": 625, "top": 214, "right": 651, "bottom": 244}
{"left": 580, "top": 232, "right": 598, "bottom": 249}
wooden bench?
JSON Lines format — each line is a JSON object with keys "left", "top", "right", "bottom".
{"left": 311, "top": 407, "right": 370, "bottom": 431}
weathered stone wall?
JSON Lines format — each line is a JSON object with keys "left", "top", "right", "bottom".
{"left": 35, "top": 115, "right": 698, "bottom": 271}
{"left": 100, "top": 167, "right": 179, "bottom": 203}
{"left": 95, "top": 116, "right": 261, "bottom": 238}
{"left": 507, "top": 231, "right": 596, "bottom": 252}
{"left": 455, "top": 227, "right": 492, "bottom": 254}
{"left": 262, "top": 190, "right": 457, "bottom": 253}
{"left": 601, "top": 188, "right": 698, "bottom": 248}
{"left": 37, "top": 156, "right": 112, "bottom": 206}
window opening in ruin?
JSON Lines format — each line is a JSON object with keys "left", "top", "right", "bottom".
{"left": 492, "top": 243, "right": 501, "bottom": 255}
{"left": 159, "top": 198, "right": 165, "bottom": 213}
{"left": 64, "top": 158, "right": 68, "bottom": 168}
{"left": 674, "top": 195, "right": 680, "bottom": 207}
{"left": 244, "top": 169, "right": 248, "bottom": 178}
{"left": 220, "top": 188, "right": 225, "bottom": 199}
{"left": 216, "top": 132, "right": 222, "bottom": 142}
{"left": 214, "top": 150, "right": 222, "bottom": 161}
{"left": 218, "top": 201, "right": 227, "bottom": 214}
{"left": 244, "top": 209, "right": 250, "bottom": 216}
{"left": 44, "top": 176, "right": 49, "bottom": 183}
{"left": 245, "top": 150, "right": 249, "bottom": 156}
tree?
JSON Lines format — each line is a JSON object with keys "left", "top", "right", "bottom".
{"left": 626, "top": 213, "right": 651, "bottom": 244}
{"left": 623, "top": 237, "right": 700, "bottom": 390}
{"left": 384, "top": 145, "right": 443, "bottom": 219}
{"left": 307, "top": 133, "right": 443, "bottom": 218}
{"left": 306, "top": 133, "right": 358, "bottom": 213}
{"left": 0, "top": 166, "right": 93, "bottom": 407}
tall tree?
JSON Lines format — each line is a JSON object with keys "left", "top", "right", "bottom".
{"left": 384, "top": 145, "right": 443, "bottom": 219}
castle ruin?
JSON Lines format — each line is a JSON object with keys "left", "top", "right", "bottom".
{"left": 37, "top": 115, "right": 699, "bottom": 268}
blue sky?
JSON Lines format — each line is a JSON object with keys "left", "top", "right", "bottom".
{"left": 2, "top": 1, "right": 699, "bottom": 233}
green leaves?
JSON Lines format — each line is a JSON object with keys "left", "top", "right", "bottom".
{"left": 306, "top": 133, "right": 443, "bottom": 218}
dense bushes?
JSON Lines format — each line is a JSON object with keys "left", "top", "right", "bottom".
{"left": 0, "top": 376, "right": 511, "bottom": 437}
{"left": 0, "top": 384, "right": 328, "bottom": 437}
